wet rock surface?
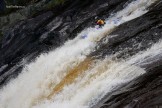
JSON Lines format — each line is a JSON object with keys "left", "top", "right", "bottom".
{"left": 92, "top": 1, "right": 162, "bottom": 108}
{"left": 94, "top": 64, "right": 162, "bottom": 108}
{"left": 92, "top": 1, "right": 162, "bottom": 58}
{"left": 0, "top": 0, "right": 162, "bottom": 107}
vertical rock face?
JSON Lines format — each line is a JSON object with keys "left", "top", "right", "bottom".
{"left": 0, "top": 0, "right": 162, "bottom": 107}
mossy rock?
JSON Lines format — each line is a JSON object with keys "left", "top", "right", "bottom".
{"left": 45, "top": 0, "right": 66, "bottom": 10}
{"left": 5, "top": 0, "right": 38, "bottom": 6}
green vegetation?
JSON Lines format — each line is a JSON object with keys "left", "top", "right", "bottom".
{"left": 0, "top": 0, "right": 67, "bottom": 25}
{"left": 1, "top": 0, "right": 66, "bottom": 17}
{"left": 0, "top": 0, "right": 35, "bottom": 17}
{"left": 45, "top": 0, "right": 66, "bottom": 10}
{"left": 31, "top": 0, "right": 67, "bottom": 17}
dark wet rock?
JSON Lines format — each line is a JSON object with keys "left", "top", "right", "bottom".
{"left": 91, "top": 1, "right": 162, "bottom": 108}
{"left": 0, "top": 0, "right": 6, "bottom": 13}
{"left": 0, "top": 11, "right": 54, "bottom": 64}
{"left": 39, "top": 31, "right": 61, "bottom": 46}
{"left": 91, "top": 0, "right": 162, "bottom": 60}
{"left": 0, "top": 0, "right": 162, "bottom": 107}
{"left": 94, "top": 62, "right": 162, "bottom": 108}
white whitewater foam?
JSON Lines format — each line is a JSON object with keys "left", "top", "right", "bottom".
{"left": 0, "top": 0, "right": 159, "bottom": 108}
{"left": 33, "top": 39, "right": 162, "bottom": 108}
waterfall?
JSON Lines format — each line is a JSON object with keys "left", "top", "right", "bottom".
{"left": 0, "top": 0, "right": 159, "bottom": 108}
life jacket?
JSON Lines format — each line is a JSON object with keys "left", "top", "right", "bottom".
{"left": 97, "top": 19, "right": 105, "bottom": 25}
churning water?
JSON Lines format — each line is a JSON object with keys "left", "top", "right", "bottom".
{"left": 0, "top": 0, "right": 160, "bottom": 108}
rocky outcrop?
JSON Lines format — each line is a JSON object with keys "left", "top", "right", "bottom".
{"left": 92, "top": 1, "right": 162, "bottom": 107}
{"left": 94, "top": 64, "right": 162, "bottom": 108}
{"left": 0, "top": 0, "right": 64, "bottom": 31}
{"left": 92, "top": 0, "right": 162, "bottom": 59}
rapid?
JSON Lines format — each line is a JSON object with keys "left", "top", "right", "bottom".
{"left": 0, "top": 0, "right": 160, "bottom": 108}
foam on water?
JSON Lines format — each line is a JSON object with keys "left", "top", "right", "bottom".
{"left": 33, "top": 40, "right": 162, "bottom": 108}
{"left": 0, "top": 0, "right": 159, "bottom": 108}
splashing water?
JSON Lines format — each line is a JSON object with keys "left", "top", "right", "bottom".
{"left": 0, "top": 0, "right": 160, "bottom": 108}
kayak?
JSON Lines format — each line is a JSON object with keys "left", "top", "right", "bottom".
{"left": 81, "top": 35, "right": 87, "bottom": 39}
